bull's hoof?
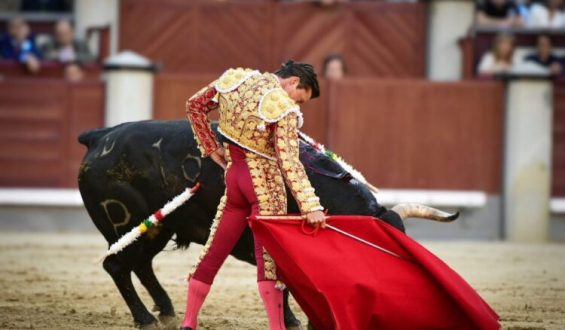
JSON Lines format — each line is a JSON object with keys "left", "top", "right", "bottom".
{"left": 286, "top": 326, "right": 304, "bottom": 330}
{"left": 285, "top": 317, "right": 303, "bottom": 330}
{"left": 138, "top": 322, "right": 160, "bottom": 330}
{"left": 159, "top": 314, "right": 179, "bottom": 330}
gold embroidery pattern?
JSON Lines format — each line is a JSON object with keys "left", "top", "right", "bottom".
{"left": 185, "top": 82, "right": 220, "bottom": 156}
{"left": 245, "top": 152, "right": 287, "bottom": 215}
{"left": 262, "top": 249, "right": 277, "bottom": 281}
{"left": 258, "top": 88, "right": 300, "bottom": 123}
{"left": 215, "top": 68, "right": 260, "bottom": 93}
{"left": 245, "top": 152, "right": 287, "bottom": 280}
{"left": 275, "top": 113, "right": 323, "bottom": 214}
{"left": 217, "top": 72, "right": 302, "bottom": 160}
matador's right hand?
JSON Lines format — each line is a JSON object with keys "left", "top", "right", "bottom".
{"left": 210, "top": 147, "right": 227, "bottom": 170}
{"left": 306, "top": 210, "right": 326, "bottom": 228}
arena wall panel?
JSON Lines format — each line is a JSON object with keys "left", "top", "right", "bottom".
{"left": 119, "top": 0, "right": 428, "bottom": 78}
{"left": 0, "top": 80, "right": 104, "bottom": 188}
{"left": 326, "top": 79, "right": 505, "bottom": 193}
{"left": 0, "top": 76, "right": 540, "bottom": 194}
{"left": 553, "top": 81, "right": 565, "bottom": 197}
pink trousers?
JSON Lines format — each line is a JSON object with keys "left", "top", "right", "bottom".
{"left": 191, "top": 143, "right": 269, "bottom": 283}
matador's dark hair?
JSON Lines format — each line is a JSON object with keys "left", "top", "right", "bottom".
{"left": 274, "top": 60, "right": 320, "bottom": 99}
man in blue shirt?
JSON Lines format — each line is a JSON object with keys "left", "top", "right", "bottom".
{"left": 0, "top": 17, "right": 42, "bottom": 73}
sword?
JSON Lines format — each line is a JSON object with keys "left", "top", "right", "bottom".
{"left": 253, "top": 215, "right": 411, "bottom": 261}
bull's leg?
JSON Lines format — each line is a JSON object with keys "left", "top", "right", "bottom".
{"left": 283, "top": 289, "right": 303, "bottom": 329}
{"left": 133, "top": 260, "right": 175, "bottom": 325}
{"left": 103, "top": 255, "right": 158, "bottom": 328}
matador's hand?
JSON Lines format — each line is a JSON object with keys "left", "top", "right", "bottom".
{"left": 210, "top": 147, "right": 227, "bottom": 170}
{"left": 306, "top": 210, "right": 326, "bottom": 228}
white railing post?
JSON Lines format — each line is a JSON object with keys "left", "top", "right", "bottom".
{"left": 103, "top": 51, "right": 157, "bottom": 127}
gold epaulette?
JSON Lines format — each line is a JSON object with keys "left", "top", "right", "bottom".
{"left": 214, "top": 67, "right": 261, "bottom": 93}
{"left": 258, "top": 88, "right": 303, "bottom": 127}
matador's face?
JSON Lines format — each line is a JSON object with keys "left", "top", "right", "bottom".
{"left": 280, "top": 76, "right": 312, "bottom": 105}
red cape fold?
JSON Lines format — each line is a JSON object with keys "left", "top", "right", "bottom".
{"left": 249, "top": 215, "right": 500, "bottom": 330}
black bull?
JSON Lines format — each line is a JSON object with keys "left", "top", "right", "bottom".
{"left": 78, "top": 119, "right": 398, "bottom": 328}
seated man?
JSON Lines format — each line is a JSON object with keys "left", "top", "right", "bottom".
{"left": 41, "top": 19, "right": 94, "bottom": 63}
{"left": 0, "top": 17, "right": 42, "bottom": 74}
{"left": 475, "top": 0, "right": 523, "bottom": 28}
{"left": 524, "top": 34, "right": 563, "bottom": 76}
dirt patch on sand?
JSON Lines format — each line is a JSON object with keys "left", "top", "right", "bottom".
{"left": 0, "top": 233, "right": 563, "bottom": 329}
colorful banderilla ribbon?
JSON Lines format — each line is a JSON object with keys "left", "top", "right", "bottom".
{"left": 97, "top": 183, "right": 201, "bottom": 262}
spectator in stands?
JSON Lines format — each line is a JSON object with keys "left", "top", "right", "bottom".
{"left": 0, "top": 0, "right": 21, "bottom": 12}
{"left": 528, "top": 0, "right": 565, "bottom": 28}
{"left": 41, "top": 20, "right": 94, "bottom": 64}
{"left": 524, "top": 35, "right": 563, "bottom": 75}
{"left": 475, "top": 0, "right": 523, "bottom": 28}
{"left": 64, "top": 61, "right": 84, "bottom": 82}
{"left": 515, "top": 0, "right": 533, "bottom": 25}
{"left": 322, "top": 54, "right": 346, "bottom": 80}
{"left": 478, "top": 33, "right": 518, "bottom": 75}
{"left": 21, "top": 0, "right": 72, "bottom": 12}
{"left": 0, "top": 17, "right": 41, "bottom": 74}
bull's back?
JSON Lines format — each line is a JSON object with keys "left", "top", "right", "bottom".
{"left": 77, "top": 120, "right": 223, "bottom": 245}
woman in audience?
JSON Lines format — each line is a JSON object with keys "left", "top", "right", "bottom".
{"left": 524, "top": 34, "right": 563, "bottom": 75}
{"left": 528, "top": 0, "right": 565, "bottom": 28}
{"left": 478, "top": 33, "right": 519, "bottom": 75}
{"left": 322, "top": 53, "right": 346, "bottom": 81}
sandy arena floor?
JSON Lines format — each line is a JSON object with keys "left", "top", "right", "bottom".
{"left": 0, "top": 233, "right": 563, "bottom": 330}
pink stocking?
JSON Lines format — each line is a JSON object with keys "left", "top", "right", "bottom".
{"left": 258, "top": 280, "right": 286, "bottom": 330}
{"left": 181, "top": 278, "right": 211, "bottom": 329}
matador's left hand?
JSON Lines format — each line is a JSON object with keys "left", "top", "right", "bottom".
{"left": 210, "top": 147, "right": 227, "bottom": 170}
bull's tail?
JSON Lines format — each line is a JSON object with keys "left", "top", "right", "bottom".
{"left": 78, "top": 127, "right": 113, "bottom": 148}
{"left": 391, "top": 203, "right": 459, "bottom": 222}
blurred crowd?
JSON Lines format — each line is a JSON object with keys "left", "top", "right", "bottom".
{"left": 0, "top": 0, "right": 72, "bottom": 12}
{"left": 475, "top": 0, "right": 565, "bottom": 77}
{"left": 1, "top": 0, "right": 563, "bottom": 81}
{"left": 476, "top": 0, "right": 565, "bottom": 28}
{"left": 0, "top": 16, "right": 93, "bottom": 81}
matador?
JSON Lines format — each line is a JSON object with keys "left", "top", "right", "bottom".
{"left": 180, "top": 60, "right": 326, "bottom": 330}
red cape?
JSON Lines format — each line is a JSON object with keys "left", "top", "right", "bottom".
{"left": 249, "top": 215, "right": 500, "bottom": 330}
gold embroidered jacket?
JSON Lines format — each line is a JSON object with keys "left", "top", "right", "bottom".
{"left": 185, "top": 67, "right": 323, "bottom": 214}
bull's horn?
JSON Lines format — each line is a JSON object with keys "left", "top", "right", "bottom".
{"left": 391, "top": 203, "right": 459, "bottom": 222}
